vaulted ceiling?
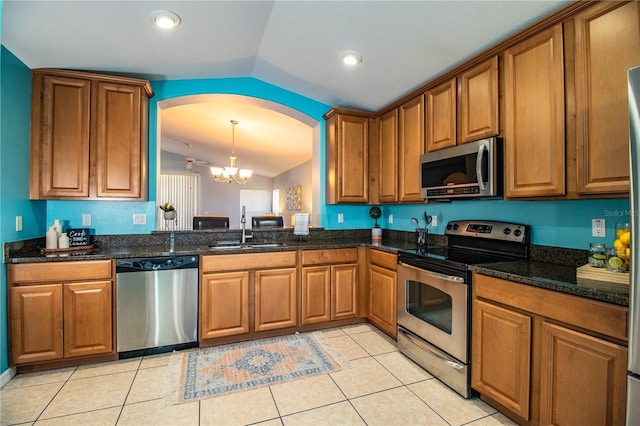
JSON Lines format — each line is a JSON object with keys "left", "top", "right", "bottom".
{"left": 2, "top": 0, "right": 570, "bottom": 177}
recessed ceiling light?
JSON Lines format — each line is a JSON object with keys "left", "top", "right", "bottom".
{"left": 150, "top": 10, "right": 181, "bottom": 29}
{"left": 340, "top": 51, "right": 362, "bottom": 66}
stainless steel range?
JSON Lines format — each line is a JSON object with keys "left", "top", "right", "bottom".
{"left": 397, "top": 220, "right": 529, "bottom": 398}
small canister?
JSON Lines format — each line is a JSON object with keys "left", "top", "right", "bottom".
{"left": 589, "top": 243, "right": 606, "bottom": 268}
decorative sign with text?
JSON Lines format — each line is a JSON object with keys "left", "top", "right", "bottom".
{"left": 68, "top": 228, "right": 90, "bottom": 247}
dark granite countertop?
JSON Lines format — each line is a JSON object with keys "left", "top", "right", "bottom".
{"left": 471, "top": 260, "right": 629, "bottom": 307}
{"left": 5, "top": 229, "right": 419, "bottom": 264}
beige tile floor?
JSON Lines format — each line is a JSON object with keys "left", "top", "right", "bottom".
{"left": 1, "top": 323, "right": 517, "bottom": 426}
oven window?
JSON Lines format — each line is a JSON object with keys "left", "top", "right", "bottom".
{"left": 405, "top": 280, "right": 452, "bottom": 334}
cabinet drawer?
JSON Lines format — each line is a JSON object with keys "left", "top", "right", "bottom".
{"left": 9, "top": 260, "right": 113, "bottom": 284}
{"left": 202, "top": 251, "right": 296, "bottom": 272}
{"left": 370, "top": 249, "right": 397, "bottom": 270}
{"left": 302, "top": 248, "right": 358, "bottom": 266}
{"left": 474, "top": 273, "right": 628, "bottom": 342}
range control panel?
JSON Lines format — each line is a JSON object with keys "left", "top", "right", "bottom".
{"left": 445, "top": 220, "right": 528, "bottom": 243}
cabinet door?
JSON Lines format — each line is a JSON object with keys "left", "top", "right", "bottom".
{"left": 368, "top": 264, "right": 396, "bottom": 338}
{"left": 398, "top": 95, "right": 425, "bottom": 202}
{"left": 255, "top": 268, "right": 297, "bottom": 332}
{"left": 63, "top": 281, "right": 113, "bottom": 358}
{"left": 378, "top": 109, "right": 398, "bottom": 203}
{"left": 426, "top": 79, "right": 456, "bottom": 152}
{"left": 326, "top": 113, "right": 369, "bottom": 203}
{"left": 332, "top": 263, "right": 358, "bottom": 320}
{"left": 472, "top": 299, "right": 531, "bottom": 420}
{"left": 200, "top": 271, "right": 250, "bottom": 339}
{"left": 33, "top": 74, "right": 91, "bottom": 199}
{"left": 301, "top": 266, "right": 331, "bottom": 325}
{"left": 504, "top": 25, "right": 565, "bottom": 198}
{"left": 459, "top": 56, "right": 499, "bottom": 143}
{"left": 539, "top": 321, "right": 627, "bottom": 426}
{"left": 9, "top": 285, "right": 63, "bottom": 364}
{"left": 574, "top": 1, "right": 640, "bottom": 195}
{"left": 93, "top": 82, "right": 144, "bottom": 199}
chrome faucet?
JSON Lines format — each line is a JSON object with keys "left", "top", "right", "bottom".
{"left": 241, "top": 205, "right": 247, "bottom": 243}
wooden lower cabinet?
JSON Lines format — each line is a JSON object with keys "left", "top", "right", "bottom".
{"left": 10, "top": 284, "right": 63, "bottom": 364}
{"left": 539, "top": 322, "right": 627, "bottom": 426}
{"left": 200, "top": 252, "right": 298, "bottom": 340}
{"left": 301, "top": 249, "right": 359, "bottom": 325}
{"left": 472, "top": 299, "right": 531, "bottom": 419}
{"left": 200, "top": 271, "right": 250, "bottom": 339}
{"left": 8, "top": 260, "right": 115, "bottom": 366}
{"left": 472, "top": 273, "right": 628, "bottom": 425}
{"left": 63, "top": 281, "right": 113, "bottom": 358}
{"left": 368, "top": 249, "right": 397, "bottom": 338}
{"left": 255, "top": 268, "right": 297, "bottom": 332}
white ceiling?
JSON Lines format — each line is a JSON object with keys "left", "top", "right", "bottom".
{"left": 2, "top": 0, "right": 570, "bottom": 177}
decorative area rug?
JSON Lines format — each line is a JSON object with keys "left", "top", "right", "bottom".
{"left": 165, "top": 332, "right": 349, "bottom": 404}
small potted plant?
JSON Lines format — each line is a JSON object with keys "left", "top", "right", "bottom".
{"left": 159, "top": 202, "right": 177, "bottom": 220}
{"left": 369, "top": 206, "right": 382, "bottom": 243}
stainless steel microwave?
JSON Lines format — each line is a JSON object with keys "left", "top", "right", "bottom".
{"left": 419, "top": 137, "right": 503, "bottom": 200}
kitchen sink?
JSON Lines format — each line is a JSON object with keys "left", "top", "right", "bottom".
{"left": 209, "top": 242, "right": 284, "bottom": 250}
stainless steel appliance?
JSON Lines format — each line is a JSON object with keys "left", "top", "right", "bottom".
{"left": 419, "top": 137, "right": 503, "bottom": 200}
{"left": 116, "top": 255, "right": 199, "bottom": 357}
{"left": 627, "top": 65, "right": 640, "bottom": 425}
{"left": 397, "top": 220, "right": 529, "bottom": 397}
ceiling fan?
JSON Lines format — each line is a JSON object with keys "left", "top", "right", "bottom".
{"left": 183, "top": 157, "right": 210, "bottom": 170}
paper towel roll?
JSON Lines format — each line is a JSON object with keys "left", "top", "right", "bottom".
{"left": 293, "top": 213, "right": 310, "bottom": 236}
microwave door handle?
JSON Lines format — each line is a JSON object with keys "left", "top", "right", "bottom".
{"left": 476, "top": 144, "right": 487, "bottom": 191}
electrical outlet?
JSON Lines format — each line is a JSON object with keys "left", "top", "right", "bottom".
{"left": 431, "top": 215, "right": 437, "bottom": 226}
{"left": 15, "top": 216, "right": 22, "bottom": 232}
{"left": 388, "top": 214, "right": 393, "bottom": 224}
{"left": 82, "top": 214, "right": 91, "bottom": 226}
{"left": 133, "top": 213, "right": 146, "bottom": 225}
{"left": 337, "top": 213, "right": 344, "bottom": 223}
{"left": 592, "top": 218, "right": 606, "bottom": 237}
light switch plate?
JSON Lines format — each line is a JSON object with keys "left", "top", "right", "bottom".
{"left": 16, "top": 216, "right": 22, "bottom": 232}
{"left": 337, "top": 213, "right": 344, "bottom": 223}
{"left": 82, "top": 214, "right": 91, "bottom": 226}
{"left": 133, "top": 213, "right": 146, "bottom": 225}
{"left": 388, "top": 214, "right": 393, "bottom": 224}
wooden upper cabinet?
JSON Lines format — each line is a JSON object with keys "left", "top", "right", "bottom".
{"left": 398, "top": 95, "right": 425, "bottom": 202}
{"left": 30, "top": 74, "right": 91, "bottom": 198}
{"left": 378, "top": 109, "right": 398, "bottom": 203}
{"left": 94, "top": 82, "right": 144, "bottom": 198}
{"left": 573, "top": 1, "right": 640, "bottom": 195}
{"left": 325, "top": 109, "right": 371, "bottom": 204}
{"left": 426, "top": 79, "right": 457, "bottom": 152}
{"left": 30, "top": 69, "right": 153, "bottom": 200}
{"left": 459, "top": 56, "right": 499, "bottom": 143}
{"left": 504, "top": 25, "right": 566, "bottom": 198}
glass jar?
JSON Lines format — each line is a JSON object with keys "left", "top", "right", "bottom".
{"left": 606, "top": 247, "right": 627, "bottom": 272}
{"left": 589, "top": 243, "right": 606, "bottom": 268}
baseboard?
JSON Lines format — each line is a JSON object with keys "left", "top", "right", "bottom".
{"left": 0, "top": 366, "right": 17, "bottom": 389}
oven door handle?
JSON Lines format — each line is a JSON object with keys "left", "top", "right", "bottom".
{"left": 399, "top": 262, "right": 465, "bottom": 284}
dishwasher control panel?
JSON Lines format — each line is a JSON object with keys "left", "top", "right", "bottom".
{"left": 116, "top": 255, "right": 198, "bottom": 272}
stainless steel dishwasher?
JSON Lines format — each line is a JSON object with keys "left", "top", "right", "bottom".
{"left": 116, "top": 255, "right": 198, "bottom": 358}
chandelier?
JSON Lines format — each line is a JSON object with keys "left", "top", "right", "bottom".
{"left": 210, "top": 120, "right": 253, "bottom": 184}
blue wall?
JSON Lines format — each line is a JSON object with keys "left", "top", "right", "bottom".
{"left": 0, "top": 48, "right": 632, "bottom": 379}
{"left": 1, "top": 46, "right": 47, "bottom": 375}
